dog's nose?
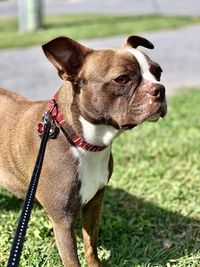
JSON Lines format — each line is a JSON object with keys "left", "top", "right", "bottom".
{"left": 148, "top": 84, "right": 165, "bottom": 101}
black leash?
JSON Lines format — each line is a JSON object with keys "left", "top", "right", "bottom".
{"left": 6, "top": 112, "right": 52, "bottom": 267}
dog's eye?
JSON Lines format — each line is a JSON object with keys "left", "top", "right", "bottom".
{"left": 114, "top": 75, "right": 130, "bottom": 85}
{"left": 150, "top": 64, "right": 162, "bottom": 81}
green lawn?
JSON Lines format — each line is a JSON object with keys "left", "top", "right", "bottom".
{"left": 0, "top": 89, "right": 200, "bottom": 267}
{"left": 0, "top": 14, "right": 200, "bottom": 49}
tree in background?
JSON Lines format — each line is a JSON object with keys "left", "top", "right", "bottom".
{"left": 18, "top": 0, "right": 43, "bottom": 33}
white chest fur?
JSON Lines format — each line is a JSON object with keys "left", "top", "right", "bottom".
{"left": 72, "top": 146, "right": 111, "bottom": 205}
{"left": 71, "top": 116, "right": 118, "bottom": 205}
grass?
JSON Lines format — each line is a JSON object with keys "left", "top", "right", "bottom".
{"left": 0, "top": 90, "right": 200, "bottom": 267}
{"left": 0, "top": 14, "right": 200, "bottom": 49}
{"left": 0, "top": 89, "right": 200, "bottom": 267}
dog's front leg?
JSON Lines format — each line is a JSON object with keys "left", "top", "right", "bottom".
{"left": 82, "top": 189, "right": 105, "bottom": 267}
{"left": 52, "top": 217, "right": 80, "bottom": 267}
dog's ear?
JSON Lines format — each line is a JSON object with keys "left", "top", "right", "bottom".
{"left": 123, "top": 35, "right": 154, "bottom": 49}
{"left": 42, "top": 37, "right": 91, "bottom": 80}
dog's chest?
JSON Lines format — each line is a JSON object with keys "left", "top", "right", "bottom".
{"left": 72, "top": 147, "right": 111, "bottom": 205}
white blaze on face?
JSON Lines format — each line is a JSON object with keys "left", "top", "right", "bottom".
{"left": 126, "top": 48, "right": 160, "bottom": 84}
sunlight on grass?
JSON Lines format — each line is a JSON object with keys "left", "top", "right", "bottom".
{"left": 0, "top": 14, "right": 200, "bottom": 49}
{"left": 0, "top": 89, "right": 200, "bottom": 266}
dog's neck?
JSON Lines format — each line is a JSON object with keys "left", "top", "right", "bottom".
{"left": 55, "top": 83, "right": 119, "bottom": 146}
{"left": 79, "top": 116, "right": 119, "bottom": 146}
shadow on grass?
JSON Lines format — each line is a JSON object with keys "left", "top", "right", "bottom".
{"left": 100, "top": 187, "right": 200, "bottom": 266}
{"left": 0, "top": 192, "right": 23, "bottom": 211}
{"left": 1, "top": 187, "right": 200, "bottom": 266}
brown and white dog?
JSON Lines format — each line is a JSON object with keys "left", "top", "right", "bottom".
{"left": 0, "top": 35, "right": 167, "bottom": 266}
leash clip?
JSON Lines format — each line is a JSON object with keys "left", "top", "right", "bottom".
{"left": 37, "top": 111, "right": 60, "bottom": 139}
{"left": 44, "top": 111, "right": 52, "bottom": 124}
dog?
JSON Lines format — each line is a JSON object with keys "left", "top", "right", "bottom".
{"left": 0, "top": 35, "right": 167, "bottom": 266}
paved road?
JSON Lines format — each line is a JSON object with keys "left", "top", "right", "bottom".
{"left": 1, "top": 0, "right": 200, "bottom": 17}
{"left": 0, "top": 24, "right": 200, "bottom": 100}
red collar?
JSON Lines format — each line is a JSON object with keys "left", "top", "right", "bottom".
{"left": 38, "top": 97, "right": 108, "bottom": 152}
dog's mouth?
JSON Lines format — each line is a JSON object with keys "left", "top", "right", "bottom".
{"left": 121, "top": 124, "right": 137, "bottom": 130}
{"left": 120, "top": 103, "right": 167, "bottom": 130}
{"left": 148, "top": 102, "right": 167, "bottom": 121}
{"left": 147, "top": 109, "right": 163, "bottom": 122}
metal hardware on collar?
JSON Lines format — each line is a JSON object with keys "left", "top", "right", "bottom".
{"left": 49, "top": 123, "right": 60, "bottom": 139}
{"left": 38, "top": 111, "right": 60, "bottom": 140}
{"left": 38, "top": 97, "right": 108, "bottom": 152}
{"left": 45, "top": 110, "right": 60, "bottom": 139}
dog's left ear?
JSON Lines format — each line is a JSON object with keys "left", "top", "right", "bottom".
{"left": 123, "top": 35, "right": 154, "bottom": 49}
{"left": 42, "top": 37, "right": 92, "bottom": 80}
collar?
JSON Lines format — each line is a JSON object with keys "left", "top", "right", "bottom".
{"left": 38, "top": 97, "right": 108, "bottom": 152}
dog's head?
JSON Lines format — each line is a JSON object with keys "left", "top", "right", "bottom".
{"left": 42, "top": 36, "right": 167, "bottom": 130}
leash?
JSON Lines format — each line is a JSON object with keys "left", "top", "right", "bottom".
{"left": 6, "top": 111, "right": 52, "bottom": 267}
{"left": 6, "top": 97, "right": 108, "bottom": 267}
